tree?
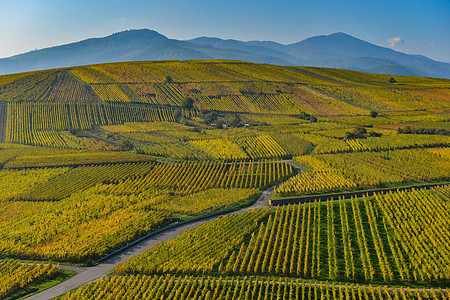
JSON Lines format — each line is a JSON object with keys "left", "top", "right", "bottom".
{"left": 204, "top": 112, "right": 218, "bottom": 124}
{"left": 165, "top": 76, "right": 173, "bottom": 84}
{"left": 368, "top": 131, "right": 382, "bottom": 137}
{"left": 308, "top": 115, "right": 318, "bottom": 122}
{"left": 181, "top": 97, "right": 194, "bottom": 108}
{"left": 227, "top": 114, "right": 241, "bottom": 126}
{"left": 370, "top": 111, "right": 378, "bottom": 118}
{"left": 397, "top": 126, "right": 413, "bottom": 134}
{"left": 345, "top": 127, "right": 367, "bottom": 139}
{"left": 299, "top": 112, "right": 317, "bottom": 122}
{"left": 389, "top": 77, "right": 396, "bottom": 83}
{"left": 119, "top": 139, "right": 134, "bottom": 150}
{"left": 354, "top": 127, "right": 367, "bottom": 136}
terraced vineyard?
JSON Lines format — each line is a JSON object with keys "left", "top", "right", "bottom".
{"left": 0, "top": 60, "right": 449, "bottom": 299}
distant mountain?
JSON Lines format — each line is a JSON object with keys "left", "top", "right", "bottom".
{"left": 282, "top": 33, "right": 450, "bottom": 77}
{"left": 1, "top": 29, "right": 449, "bottom": 78}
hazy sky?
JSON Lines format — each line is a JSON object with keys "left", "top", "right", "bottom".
{"left": 1, "top": 0, "right": 449, "bottom": 61}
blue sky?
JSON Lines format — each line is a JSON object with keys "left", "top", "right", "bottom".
{"left": 1, "top": 0, "right": 449, "bottom": 61}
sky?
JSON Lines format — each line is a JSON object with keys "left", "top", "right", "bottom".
{"left": 0, "top": 0, "right": 449, "bottom": 62}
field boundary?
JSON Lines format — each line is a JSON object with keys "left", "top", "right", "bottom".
{"left": 4, "top": 158, "right": 157, "bottom": 170}
{"left": 269, "top": 182, "right": 450, "bottom": 206}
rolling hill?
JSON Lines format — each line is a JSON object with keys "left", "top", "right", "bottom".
{"left": 1, "top": 59, "right": 449, "bottom": 148}
{"left": 1, "top": 59, "right": 449, "bottom": 299}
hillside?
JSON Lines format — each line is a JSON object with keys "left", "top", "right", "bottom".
{"left": 0, "top": 60, "right": 448, "bottom": 149}
{"left": 1, "top": 60, "right": 449, "bottom": 299}
{"left": 1, "top": 29, "right": 450, "bottom": 78}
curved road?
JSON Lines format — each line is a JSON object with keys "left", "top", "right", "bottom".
{"left": 25, "top": 185, "right": 274, "bottom": 300}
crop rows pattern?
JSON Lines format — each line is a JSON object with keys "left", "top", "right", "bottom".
{"left": 5, "top": 102, "right": 179, "bottom": 147}
{"left": 118, "top": 187, "right": 450, "bottom": 285}
{"left": 15, "top": 162, "right": 155, "bottom": 201}
{"left": 233, "top": 135, "right": 288, "bottom": 159}
{"left": 0, "top": 70, "right": 98, "bottom": 102}
{"left": 0, "top": 187, "right": 171, "bottom": 262}
{"left": 61, "top": 274, "right": 449, "bottom": 300}
{"left": 276, "top": 148, "right": 450, "bottom": 196}
{"left": 0, "top": 259, "right": 60, "bottom": 299}
{"left": 103, "top": 160, "right": 293, "bottom": 196}
{"left": 0, "top": 160, "right": 287, "bottom": 262}
{"left": 375, "top": 188, "right": 450, "bottom": 282}
{"left": 4, "top": 151, "right": 154, "bottom": 168}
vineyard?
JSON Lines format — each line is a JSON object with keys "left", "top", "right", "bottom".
{"left": 0, "top": 259, "right": 60, "bottom": 299}
{"left": 374, "top": 188, "right": 450, "bottom": 282}
{"left": 312, "top": 84, "right": 448, "bottom": 113}
{"left": 117, "top": 187, "right": 450, "bottom": 286}
{"left": 0, "top": 70, "right": 98, "bottom": 103}
{"left": 1, "top": 61, "right": 448, "bottom": 118}
{"left": 234, "top": 135, "right": 288, "bottom": 159}
{"left": 10, "top": 159, "right": 293, "bottom": 201}
{"left": 276, "top": 148, "right": 450, "bottom": 196}
{"left": 0, "top": 188, "right": 172, "bottom": 262}
{"left": 0, "top": 159, "right": 291, "bottom": 262}
{"left": 4, "top": 151, "right": 154, "bottom": 168}
{"left": 0, "top": 61, "right": 449, "bottom": 297}
{"left": 4, "top": 101, "right": 182, "bottom": 148}
{"left": 61, "top": 274, "right": 449, "bottom": 300}
{"left": 98, "top": 159, "right": 293, "bottom": 196}
{"left": 0, "top": 167, "right": 69, "bottom": 201}
{"left": 14, "top": 162, "right": 155, "bottom": 201}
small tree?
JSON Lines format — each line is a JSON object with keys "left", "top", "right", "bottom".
{"left": 354, "top": 127, "right": 367, "bottom": 136}
{"left": 345, "top": 127, "right": 367, "bottom": 139}
{"left": 397, "top": 126, "right": 413, "bottom": 134}
{"left": 181, "top": 97, "right": 194, "bottom": 108}
{"left": 389, "top": 77, "right": 396, "bottom": 83}
{"left": 370, "top": 111, "right": 378, "bottom": 118}
{"left": 204, "top": 112, "right": 217, "bottom": 124}
{"left": 69, "top": 128, "right": 78, "bottom": 135}
{"left": 368, "top": 131, "right": 382, "bottom": 137}
{"left": 165, "top": 76, "right": 173, "bottom": 84}
{"left": 230, "top": 114, "right": 241, "bottom": 126}
{"left": 119, "top": 139, "right": 134, "bottom": 150}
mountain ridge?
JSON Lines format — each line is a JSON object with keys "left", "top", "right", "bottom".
{"left": 1, "top": 29, "right": 449, "bottom": 78}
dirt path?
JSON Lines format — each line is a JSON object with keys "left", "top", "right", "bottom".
{"left": 283, "top": 159, "right": 303, "bottom": 174}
